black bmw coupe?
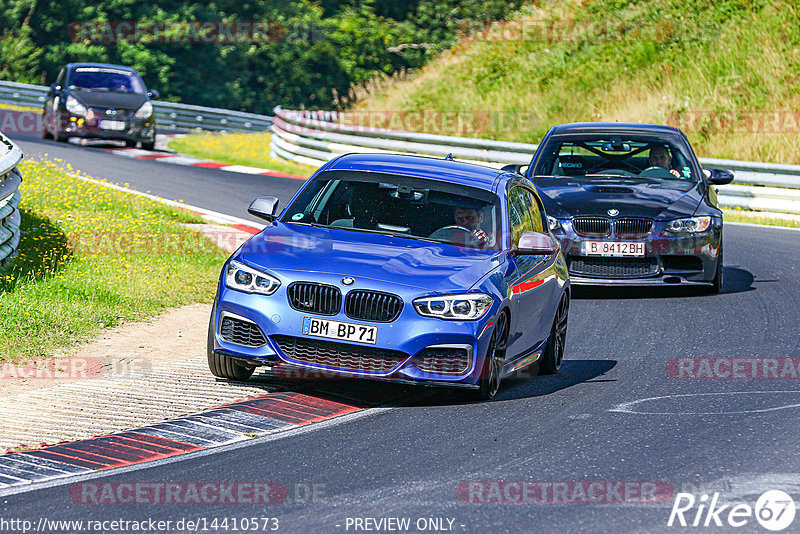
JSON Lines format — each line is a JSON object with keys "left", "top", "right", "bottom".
{"left": 509, "top": 123, "right": 734, "bottom": 292}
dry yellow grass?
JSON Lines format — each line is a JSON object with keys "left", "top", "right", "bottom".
{"left": 353, "top": 0, "right": 800, "bottom": 163}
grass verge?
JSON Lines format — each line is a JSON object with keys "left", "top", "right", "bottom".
{"left": 0, "top": 159, "right": 228, "bottom": 362}
{"left": 0, "top": 103, "right": 40, "bottom": 113}
{"left": 168, "top": 132, "right": 317, "bottom": 178}
{"left": 723, "top": 208, "right": 800, "bottom": 229}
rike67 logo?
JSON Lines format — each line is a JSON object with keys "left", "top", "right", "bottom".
{"left": 668, "top": 490, "right": 796, "bottom": 531}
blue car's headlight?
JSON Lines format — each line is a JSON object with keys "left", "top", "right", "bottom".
{"left": 225, "top": 260, "right": 280, "bottom": 295}
{"left": 664, "top": 216, "right": 711, "bottom": 234}
{"left": 413, "top": 293, "right": 493, "bottom": 320}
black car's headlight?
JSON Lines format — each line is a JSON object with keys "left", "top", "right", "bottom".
{"left": 134, "top": 101, "right": 153, "bottom": 119}
{"left": 664, "top": 216, "right": 711, "bottom": 234}
{"left": 225, "top": 260, "right": 280, "bottom": 295}
{"left": 65, "top": 95, "right": 87, "bottom": 116}
{"left": 413, "top": 293, "right": 493, "bottom": 320}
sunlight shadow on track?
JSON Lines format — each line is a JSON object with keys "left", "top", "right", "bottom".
{"left": 571, "top": 266, "right": 754, "bottom": 300}
{"left": 411, "top": 359, "right": 617, "bottom": 406}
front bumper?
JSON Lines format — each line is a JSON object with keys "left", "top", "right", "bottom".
{"left": 553, "top": 218, "right": 721, "bottom": 286}
{"left": 62, "top": 113, "right": 155, "bottom": 142}
{"left": 211, "top": 272, "right": 498, "bottom": 389}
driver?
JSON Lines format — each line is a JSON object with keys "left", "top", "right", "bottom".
{"left": 648, "top": 146, "right": 681, "bottom": 178}
{"left": 454, "top": 207, "right": 495, "bottom": 247}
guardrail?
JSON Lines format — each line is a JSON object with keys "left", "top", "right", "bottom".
{"left": 0, "top": 132, "right": 23, "bottom": 267}
{"left": 271, "top": 107, "right": 800, "bottom": 216}
{"left": 0, "top": 80, "right": 272, "bottom": 133}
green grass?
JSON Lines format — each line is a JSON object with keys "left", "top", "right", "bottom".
{"left": 168, "top": 133, "right": 317, "bottom": 178}
{"left": 0, "top": 159, "right": 227, "bottom": 362}
{"left": 723, "top": 208, "right": 800, "bottom": 228}
{"left": 355, "top": 0, "right": 800, "bottom": 164}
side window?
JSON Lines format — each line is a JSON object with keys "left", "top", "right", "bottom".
{"left": 520, "top": 188, "right": 545, "bottom": 234}
{"left": 508, "top": 187, "right": 533, "bottom": 245}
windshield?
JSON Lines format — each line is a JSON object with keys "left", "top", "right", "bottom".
{"left": 281, "top": 171, "right": 502, "bottom": 250}
{"left": 68, "top": 67, "right": 145, "bottom": 94}
{"left": 532, "top": 135, "right": 697, "bottom": 187}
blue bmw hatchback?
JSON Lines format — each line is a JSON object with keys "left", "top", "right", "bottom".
{"left": 208, "top": 153, "right": 570, "bottom": 400}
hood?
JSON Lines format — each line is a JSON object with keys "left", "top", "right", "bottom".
{"left": 69, "top": 89, "right": 148, "bottom": 111}
{"left": 535, "top": 177, "right": 703, "bottom": 220}
{"left": 240, "top": 223, "right": 503, "bottom": 293}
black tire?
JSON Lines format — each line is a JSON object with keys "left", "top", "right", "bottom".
{"left": 42, "top": 115, "right": 53, "bottom": 140}
{"left": 141, "top": 140, "right": 155, "bottom": 151}
{"left": 125, "top": 139, "right": 138, "bottom": 148}
{"left": 468, "top": 311, "right": 509, "bottom": 401}
{"left": 708, "top": 243, "right": 723, "bottom": 294}
{"left": 54, "top": 129, "right": 68, "bottom": 143}
{"left": 206, "top": 312, "right": 256, "bottom": 381}
{"left": 541, "top": 292, "right": 569, "bottom": 375}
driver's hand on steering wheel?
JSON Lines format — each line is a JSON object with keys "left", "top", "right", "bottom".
{"left": 472, "top": 228, "right": 491, "bottom": 245}
{"left": 669, "top": 169, "right": 681, "bottom": 178}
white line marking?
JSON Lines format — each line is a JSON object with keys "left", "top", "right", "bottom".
{"left": 74, "top": 174, "right": 265, "bottom": 229}
{"left": 609, "top": 391, "right": 800, "bottom": 415}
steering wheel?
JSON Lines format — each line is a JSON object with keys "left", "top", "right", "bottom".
{"left": 428, "top": 225, "right": 475, "bottom": 242}
{"left": 640, "top": 166, "right": 673, "bottom": 176}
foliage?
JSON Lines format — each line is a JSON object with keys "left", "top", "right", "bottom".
{"left": 0, "top": 0, "right": 522, "bottom": 113}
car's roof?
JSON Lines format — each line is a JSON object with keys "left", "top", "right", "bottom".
{"left": 549, "top": 122, "right": 683, "bottom": 137}
{"left": 67, "top": 62, "right": 138, "bottom": 73}
{"left": 323, "top": 153, "right": 506, "bottom": 190}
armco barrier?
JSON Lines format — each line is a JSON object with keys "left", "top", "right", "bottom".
{"left": 270, "top": 107, "right": 800, "bottom": 216}
{"left": 0, "top": 131, "right": 23, "bottom": 267}
{"left": 0, "top": 80, "right": 272, "bottom": 133}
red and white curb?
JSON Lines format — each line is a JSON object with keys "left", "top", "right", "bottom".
{"left": 0, "top": 392, "right": 364, "bottom": 490}
{"left": 104, "top": 147, "right": 307, "bottom": 181}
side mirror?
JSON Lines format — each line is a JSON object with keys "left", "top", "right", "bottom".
{"left": 501, "top": 164, "right": 528, "bottom": 175}
{"left": 50, "top": 83, "right": 62, "bottom": 92}
{"left": 147, "top": 89, "right": 160, "bottom": 99}
{"left": 248, "top": 196, "right": 280, "bottom": 222}
{"left": 512, "top": 231, "right": 558, "bottom": 256}
{"left": 707, "top": 168, "right": 734, "bottom": 185}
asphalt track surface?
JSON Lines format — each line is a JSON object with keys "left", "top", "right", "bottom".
{"left": 4, "top": 133, "right": 800, "bottom": 533}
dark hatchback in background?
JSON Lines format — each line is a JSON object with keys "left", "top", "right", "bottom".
{"left": 508, "top": 123, "right": 734, "bottom": 292}
{"left": 42, "top": 63, "right": 158, "bottom": 150}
